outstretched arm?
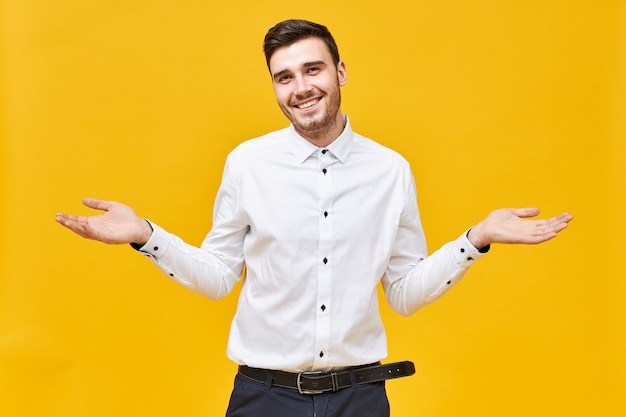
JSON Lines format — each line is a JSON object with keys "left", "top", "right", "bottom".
{"left": 56, "top": 198, "right": 244, "bottom": 300}
{"left": 383, "top": 207, "right": 573, "bottom": 316}
{"left": 467, "top": 207, "right": 573, "bottom": 249}
{"left": 55, "top": 198, "right": 153, "bottom": 245}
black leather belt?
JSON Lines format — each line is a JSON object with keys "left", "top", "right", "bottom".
{"left": 238, "top": 361, "right": 415, "bottom": 394}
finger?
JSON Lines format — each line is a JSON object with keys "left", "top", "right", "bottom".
{"left": 533, "top": 214, "right": 571, "bottom": 238}
{"left": 56, "top": 212, "right": 83, "bottom": 228}
{"left": 55, "top": 213, "right": 91, "bottom": 237}
{"left": 544, "top": 212, "right": 573, "bottom": 230}
{"left": 556, "top": 212, "right": 574, "bottom": 223}
{"left": 55, "top": 212, "right": 77, "bottom": 226}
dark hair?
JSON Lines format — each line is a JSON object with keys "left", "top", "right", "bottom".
{"left": 263, "top": 19, "right": 340, "bottom": 71}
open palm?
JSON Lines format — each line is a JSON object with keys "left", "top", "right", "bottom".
{"left": 56, "top": 198, "right": 152, "bottom": 245}
{"left": 467, "top": 208, "right": 573, "bottom": 248}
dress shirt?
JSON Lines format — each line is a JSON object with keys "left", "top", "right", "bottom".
{"left": 135, "top": 116, "right": 488, "bottom": 372}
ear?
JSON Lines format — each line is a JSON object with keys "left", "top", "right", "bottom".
{"left": 337, "top": 61, "right": 347, "bottom": 86}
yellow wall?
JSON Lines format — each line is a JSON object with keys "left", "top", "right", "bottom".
{"left": 1, "top": 1, "right": 624, "bottom": 416}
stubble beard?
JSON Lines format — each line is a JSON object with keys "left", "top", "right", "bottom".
{"left": 281, "top": 87, "right": 342, "bottom": 142}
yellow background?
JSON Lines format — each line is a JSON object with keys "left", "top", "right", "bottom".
{"left": 1, "top": 1, "right": 624, "bottom": 416}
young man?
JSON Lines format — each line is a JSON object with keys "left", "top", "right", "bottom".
{"left": 56, "top": 19, "right": 572, "bottom": 417}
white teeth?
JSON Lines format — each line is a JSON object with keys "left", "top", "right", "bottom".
{"left": 298, "top": 99, "right": 318, "bottom": 109}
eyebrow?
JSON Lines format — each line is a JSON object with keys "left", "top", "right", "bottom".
{"left": 272, "top": 60, "right": 328, "bottom": 81}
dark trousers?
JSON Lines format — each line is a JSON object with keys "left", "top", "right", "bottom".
{"left": 225, "top": 372, "right": 390, "bottom": 417}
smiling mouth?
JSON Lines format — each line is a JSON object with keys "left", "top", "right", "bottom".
{"left": 295, "top": 98, "right": 319, "bottom": 109}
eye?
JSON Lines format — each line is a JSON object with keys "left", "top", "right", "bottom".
{"left": 277, "top": 74, "right": 292, "bottom": 84}
{"left": 307, "top": 67, "right": 321, "bottom": 74}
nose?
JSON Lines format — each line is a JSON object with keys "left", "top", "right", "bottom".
{"left": 293, "top": 74, "right": 313, "bottom": 97}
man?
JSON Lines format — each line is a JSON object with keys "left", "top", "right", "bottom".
{"left": 56, "top": 19, "right": 572, "bottom": 417}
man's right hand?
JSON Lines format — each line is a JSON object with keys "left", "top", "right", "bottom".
{"left": 56, "top": 198, "right": 153, "bottom": 246}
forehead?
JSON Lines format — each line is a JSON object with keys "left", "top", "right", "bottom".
{"left": 268, "top": 37, "right": 333, "bottom": 75}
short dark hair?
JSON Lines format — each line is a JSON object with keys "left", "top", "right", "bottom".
{"left": 263, "top": 19, "right": 340, "bottom": 71}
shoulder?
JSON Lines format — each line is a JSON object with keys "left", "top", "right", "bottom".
{"left": 223, "top": 127, "right": 292, "bottom": 167}
{"left": 351, "top": 131, "right": 411, "bottom": 168}
{"left": 228, "top": 128, "right": 289, "bottom": 158}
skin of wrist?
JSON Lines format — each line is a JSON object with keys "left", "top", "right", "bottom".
{"left": 467, "top": 223, "right": 489, "bottom": 249}
{"left": 135, "top": 219, "right": 154, "bottom": 246}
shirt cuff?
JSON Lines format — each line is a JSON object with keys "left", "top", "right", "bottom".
{"left": 129, "top": 220, "right": 168, "bottom": 259}
{"left": 453, "top": 229, "right": 490, "bottom": 266}
{"left": 465, "top": 228, "right": 491, "bottom": 253}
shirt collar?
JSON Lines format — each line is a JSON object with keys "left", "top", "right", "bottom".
{"left": 289, "top": 115, "right": 354, "bottom": 164}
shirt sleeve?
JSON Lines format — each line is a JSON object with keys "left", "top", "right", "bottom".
{"left": 131, "top": 156, "right": 248, "bottom": 300}
{"left": 381, "top": 167, "right": 489, "bottom": 316}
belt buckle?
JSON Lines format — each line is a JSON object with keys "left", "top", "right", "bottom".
{"left": 297, "top": 370, "right": 324, "bottom": 395}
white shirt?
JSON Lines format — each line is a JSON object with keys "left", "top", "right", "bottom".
{"left": 136, "top": 116, "right": 487, "bottom": 372}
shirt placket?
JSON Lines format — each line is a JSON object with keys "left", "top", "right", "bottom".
{"left": 313, "top": 148, "right": 333, "bottom": 368}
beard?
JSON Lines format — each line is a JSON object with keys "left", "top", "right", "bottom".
{"left": 279, "top": 84, "right": 342, "bottom": 141}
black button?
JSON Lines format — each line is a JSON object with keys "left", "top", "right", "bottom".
{"left": 321, "top": 149, "right": 328, "bottom": 154}
{"left": 460, "top": 248, "right": 465, "bottom": 253}
{"left": 467, "top": 257, "right": 474, "bottom": 261}
{"left": 153, "top": 246, "right": 159, "bottom": 251}
{"left": 321, "top": 305, "right": 326, "bottom": 311}
{"left": 447, "top": 280, "right": 451, "bottom": 285}
{"left": 322, "top": 168, "right": 327, "bottom": 174}
{"left": 323, "top": 211, "right": 328, "bottom": 217}
{"left": 323, "top": 258, "right": 328, "bottom": 264}
{"left": 319, "top": 351, "right": 324, "bottom": 357}
{"left": 170, "top": 273, "right": 174, "bottom": 277}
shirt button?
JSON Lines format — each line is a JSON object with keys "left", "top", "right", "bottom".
{"left": 321, "top": 149, "right": 328, "bottom": 154}
{"left": 153, "top": 246, "right": 159, "bottom": 251}
{"left": 323, "top": 211, "right": 328, "bottom": 217}
{"left": 323, "top": 258, "right": 328, "bottom": 264}
{"left": 460, "top": 248, "right": 465, "bottom": 253}
{"left": 322, "top": 168, "right": 327, "bottom": 175}
{"left": 321, "top": 304, "right": 326, "bottom": 311}
{"left": 319, "top": 351, "right": 324, "bottom": 357}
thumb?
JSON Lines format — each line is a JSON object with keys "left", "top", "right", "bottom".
{"left": 512, "top": 207, "right": 541, "bottom": 218}
{"left": 82, "top": 198, "right": 112, "bottom": 212}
